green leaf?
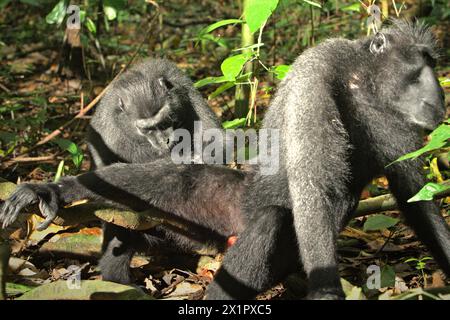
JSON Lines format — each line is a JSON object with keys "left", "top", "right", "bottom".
{"left": 46, "top": 0, "right": 68, "bottom": 25}
{"left": 221, "top": 53, "right": 250, "bottom": 81}
{"left": 380, "top": 265, "right": 396, "bottom": 288}
{"left": 439, "top": 77, "right": 450, "bottom": 88}
{"left": 302, "top": 0, "right": 322, "bottom": 8}
{"left": 79, "top": 10, "right": 86, "bottom": 23}
{"left": 103, "top": 6, "right": 117, "bottom": 20}
{"left": 197, "top": 33, "right": 229, "bottom": 48}
{"left": 194, "top": 76, "right": 228, "bottom": 88}
{"left": 244, "top": 0, "right": 279, "bottom": 33}
{"left": 55, "top": 138, "right": 76, "bottom": 153}
{"left": 72, "top": 152, "right": 84, "bottom": 169}
{"left": 341, "top": 3, "right": 361, "bottom": 12}
{"left": 408, "top": 182, "right": 450, "bottom": 202}
{"left": 209, "top": 82, "right": 236, "bottom": 99}
{"left": 341, "top": 278, "right": 365, "bottom": 300}
{"left": 222, "top": 118, "right": 247, "bottom": 129}
{"left": 54, "top": 160, "right": 65, "bottom": 182}
{"left": 272, "top": 64, "right": 291, "bottom": 80}
{"left": 363, "top": 214, "right": 399, "bottom": 231}
{"left": 393, "top": 123, "right": 450, "bottom": 163}
{"left": 85, "top": 17, "right": 97, "bottom": 35}
{"left": 54, "top": 138, "right": 84, "bottom": 168}
{"left": 103, "top": 0, "right": 126, "bottom": 20}
{"left": 200, "top": 19, "right": 242, "bottom": 35}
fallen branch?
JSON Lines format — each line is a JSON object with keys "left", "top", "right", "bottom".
{"left": 354, "top": 194, "right": 398, "bottom": 217}
{"left": 354, "top": 181, "right": 450, "bottom": 217}
{"left": 0, "top": 82, "right": 11, "bottom": 93}
{"left": 1, "top": 155, "right": 57, "bottom": 168}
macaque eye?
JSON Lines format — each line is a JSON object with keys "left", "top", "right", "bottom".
{"left": 423, "top": 52, "right": 436, "bottom": 68}
{"left": 417, "top": 46, "right": 436, "bottom": 68}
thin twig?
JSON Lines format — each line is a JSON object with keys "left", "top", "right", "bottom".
{"left": 374, "top": 228, "right": 397, "bottom": 256}
{"left": 0, "top": 82, "right": 11, "bottom": 93}
{"left": 1, "top": 155, "right": 57, "bottom": 169}
{"left": 5, "top": 155, "right": 55, "bottom": 163}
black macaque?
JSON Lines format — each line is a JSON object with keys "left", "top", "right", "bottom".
{"left": 86, "top": 58, "right": 234, "bottom": 284}
{"left": 205, "top": 21, "right": 450, "bottom": 299}
{"left": 1, "top": 21, "right": 449, "bottom": 299}
{"left": 89, "top": 58, "right": 247, "bottom": 284}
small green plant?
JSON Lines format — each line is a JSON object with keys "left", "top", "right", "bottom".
{"left": 194, "top": 0, "right": 291, "bottom": 125}
{"left": 54, "top": 138, "right": 84, "bottom": 173}
{"left": 392, "top": 122, "right": 450, "bottom": 202}
{"left": 405, "top": 256, "right": 433, "bottom": 287}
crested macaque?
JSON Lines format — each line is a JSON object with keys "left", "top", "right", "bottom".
{"left": 206, "top": 21, "right": 449, "bottom": 299}
{"left": 87, "top": 58, "right": 238, "bottom": 284}
{"left": 1, "top": 21, "right": 449, "bottom": 299}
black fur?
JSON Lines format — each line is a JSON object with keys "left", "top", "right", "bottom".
{"left": 88, "top": 58, "right": 232, "bottom": 284}
{"left": 206, "top": 20, "right": 449, "bottom": 299}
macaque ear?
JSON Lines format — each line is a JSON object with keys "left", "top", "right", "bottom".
{"left": 370, "top": 32, "right": 387, "bottom": 54}
{"left": 158, "top": 77, "right": 174, "bottom": 91}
